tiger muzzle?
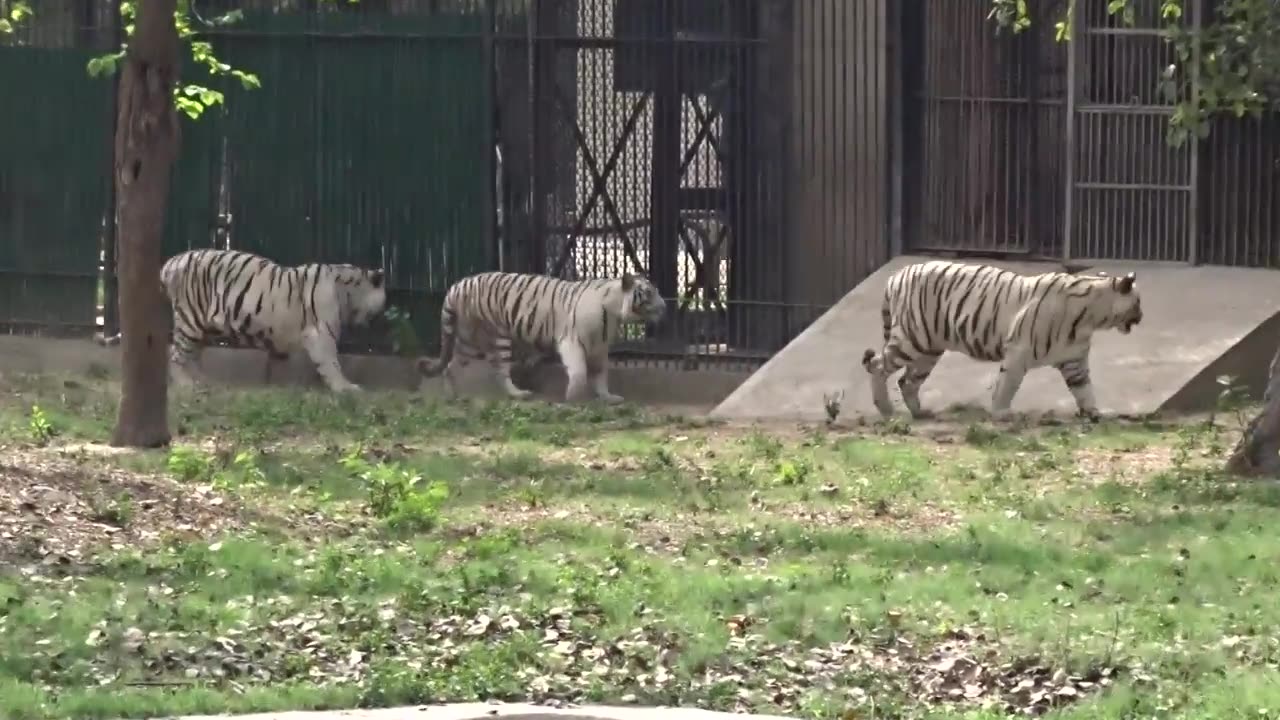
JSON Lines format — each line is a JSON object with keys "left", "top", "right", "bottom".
{"left": 1120, "top": 308, "right": 1143, "bottom": 333}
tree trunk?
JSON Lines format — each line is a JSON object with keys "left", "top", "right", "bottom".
{"left": 1225, "top": 340, "right": 1280, "bottom": 476}
{"left": 110, "top": 0, "right": 180, "bottom": 448}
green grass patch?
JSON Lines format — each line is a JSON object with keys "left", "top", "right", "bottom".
{"left": 0, "top": 371, "right": 1276, "bottom": 719}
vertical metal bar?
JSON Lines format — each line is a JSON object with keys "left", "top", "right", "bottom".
{"left": 1023, "top": 20, "right": 1039, "bottom": 256}
{"left": 888, "top": 0, "right": 903, "bottom": 258}
{"left": 481, "top": 0, "right": 497, "bottom": 271}
{"left": 1187, "top": 0, "right": 1201, "bottom": 265}
{"left": 526, "top": 0, "right": 539, "bottom": 274}
{"left": 1061, "top": 0, "right": 1080, "bottom": 262}
{"left": 102, "top": 0, "right": 124, "bottom": 337}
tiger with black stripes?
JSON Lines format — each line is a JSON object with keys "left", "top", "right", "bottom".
{"left": 99, "top": 248, "right": 387, "bottom": 392}
{"left": 415, "top": 271, "right": 667, "bottom": 403}
{"left": 860, "top": 259, "right": 1143, "bottom": 421}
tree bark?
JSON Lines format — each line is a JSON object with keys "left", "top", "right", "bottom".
{"left": 110, "top": 0, "right": 180, "bottom": 448}
{"left": 1225, "top": 339, "right": 1280, "bottom": 476}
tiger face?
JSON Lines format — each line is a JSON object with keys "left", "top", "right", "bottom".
{"left": 620, "top": 274, "right": 666, "bottom": 324}
{"left": 339, "top": 266, "right": 388, "bottom": 326}
{"left": 1107, "top": 272, "right": 1142, "bottom": 334}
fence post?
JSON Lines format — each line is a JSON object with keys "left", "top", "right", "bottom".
{"left": 481, "top": 0, "right": 497, "bottom": 271}
{"left": 888, "top": 0, "right": 903, "bottom": 259}
{"left": 1060, "top": 0, "right": 1081, "bottom": 262}
{"left": 101, "top": 0, "right": 124, "bottom": 337}
{"left": 525, "top": 0, "right": 543, "bottom": 275}
{"left": 1187, "top": 0, "right": 1201, "bottom": 266}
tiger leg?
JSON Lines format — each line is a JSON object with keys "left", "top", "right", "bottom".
{"left": 557, "top": 338, "right": 590, "bottom": 403}
{"left": 263, "top": 349, "right": 289, "bottom": 387}
{"left": 492, "top": 335, "right": 533, "bottom": 400}
{"left": 861, "top": 341, "right": 911, "bottom": 418}
{"left": 301, "top": 327, "right": 361, "bottom": 393}
{"left": 1055, "top": 356, "right": 1101, "bottom": 422}
{"left": 586, "top": 348, "right": 623, "bottom": 405}
{"left": 898, "top": 352, "right": 942, "bottom": 420}
{"left": 442, "top": 339, "right": 483, "bottom": 400}
{"left": 168, "top": 331, "right": 204, "bottom": 388}
{"left": 990, "top": 347, "right": 1031, "bottom": 420}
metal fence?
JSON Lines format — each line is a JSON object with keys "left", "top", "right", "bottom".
{"left": 3, "top": 0, "right": 1280, "bottom": 372}
{"left": 490, "top": 0, "right": 889, "bottom": 369}
{"left": 0, "top": 0, "right": 116, "bottom": 336}
{"left": 902, "top": 0, "right": 1280, "bottom": 268}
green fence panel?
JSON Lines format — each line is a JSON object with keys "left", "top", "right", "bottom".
{"left": 165, "top": 101, "right": 226, "bottom": 258}
{"left": 216, "top": 32, "right": 320, "bottom": 266}
{"left": 0, "top": 47, "right": 112, "bottom": 333}
{"left": 211, "top": 9, "right": 492, "bottom": 350}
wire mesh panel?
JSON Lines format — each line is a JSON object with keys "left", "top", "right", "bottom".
{"left": 495, "top": 0, "right": 891, "bottom": 369}
{"left": 788, "top": 0, "right": 890, "bottom": 340}
{"left": 1067, "top": 0, "right": 1198, "bottom": 262}
{"left": 1200, "top": 112, "right": 1280, "bottom": 268}
{"left": 189, "top": 2, "right": 494, "bottom": 352}
{"left": 0, "top": 3, "right": 115, "bottom": 335}
{"left": 905, "top": 0, "right": 1066, "bottom": 256}
{"left": 4, "top": 0, "right": 895, "bottom": 367}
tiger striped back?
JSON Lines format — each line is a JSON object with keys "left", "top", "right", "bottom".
{"left": 416, "top": 270, "right": 666, "bottom": 403}
{"left": 162, "top": 248, "right": 387, "bottom": 358}
{"left": 872, "top": 260, "right": 1141, "bottom": 365}
{"left": 861, "top": 259, "right": 1142, "bottom": 421}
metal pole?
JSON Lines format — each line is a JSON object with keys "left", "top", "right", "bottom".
{"left": 1061, "top": 0, "right": 1081, "bottom": 262}
{"left": 888, "top": 0, "right": 904, "bottom": 259}
{"left": 526, "top": 0, "right": 538, "bottom": 274}
{"left": 102, "top": 0, "right": 125, "bottom": 337}
{"left": 481, "top": 0, "right": 497, "bottom": 270}
{"left": 1186, "top": 0, "right": 1201, "bottom": 266}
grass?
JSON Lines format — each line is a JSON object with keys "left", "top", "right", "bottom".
{"left": 0, "top": 371, "right": 1277, "bottom": 719}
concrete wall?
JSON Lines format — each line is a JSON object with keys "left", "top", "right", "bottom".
{"left": 0, "top": 335, "right": 746, "bottom": 413}
{"left": 785, "top": 0, "right": 890, "bottom": 309}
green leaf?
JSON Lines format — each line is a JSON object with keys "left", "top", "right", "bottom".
{"left": 175, "top": 96, "right": 204, "bottom": 120}
{"left": 233, "top": 70, "right": 262, "bottom": 90}
{"left": 198, "top": 87, "right": 224, "bottom": 107}
{"left": 10, "top": 1, "right": 32, "bottom": 22}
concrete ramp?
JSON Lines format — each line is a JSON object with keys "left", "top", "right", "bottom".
{"left": 711, "top": 255, "right": 1280, "bottom": 423}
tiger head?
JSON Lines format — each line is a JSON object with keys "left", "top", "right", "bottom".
{"left": 1103, "top": 271, "right": 1142, "bottom": 334}
{"left": 619, "top": 274, "right": 667, "bottom": 324}
{"left": 335, "top": 265, "right": 388, "bottom": 326}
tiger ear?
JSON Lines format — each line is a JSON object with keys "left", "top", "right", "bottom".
{"left": 621, "top": 274, "right": 636, "bottom": 291}
{"left": 370, "top": 269, "right": 386, "bottom": 288}
{"left": 1117, "top": 272, "right": 1135, "bottom": 295}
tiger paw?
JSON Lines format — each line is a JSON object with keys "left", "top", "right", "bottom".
{"left": 1078, "top": 408, "right": 1102, "bottom": 423}
{"left": 598, "top": 392, "right": 625, "bottom": 405}
{"left": 990, "top": 407, "right": 1016, "bottom": 422}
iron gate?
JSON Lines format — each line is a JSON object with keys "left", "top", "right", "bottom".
{"left": 905, "top": 0, "right": 1068, "bottom": 257}
{"left": 1063, "top": 0, "right": 1202, "bottom": 262}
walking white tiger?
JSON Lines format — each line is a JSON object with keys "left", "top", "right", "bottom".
{"left": 860, "top": 260, "right": 1143, "bottom": 421}
{"left": 138, "top": 248, "right": 386, "bottom": 392}
{"left": 415, "top": 271, "right": 667, "bottom": 403}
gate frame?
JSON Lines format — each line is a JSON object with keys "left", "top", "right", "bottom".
{"left": 1061, "top": 0, "right": 1203, "bottom": 265}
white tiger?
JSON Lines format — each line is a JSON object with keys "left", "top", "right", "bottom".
{"left": 861, "top": 259, "right": 1143, "bottom": 421}
{"left": 415, "top": 271, "right": 667, "bottom": 403}
{"left": 100, "top": 248, "right": 387, "bottom": 392}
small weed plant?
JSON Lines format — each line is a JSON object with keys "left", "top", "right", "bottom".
{"left": 822, "top": 390, "right": 844, "bottom": 425}
{"left": 89, "top": 492, "right": 135, "bottom": 527}
{"left": 215, "top": 450, "right": 268, "bottom": 491}
{"left": 341, "top": 448, "right": 448, "bottom": 531}
{"left": 27, "top": 404, "right": 55, "bottom": 446}
{"left": 167, "top": 446, "right": 216, "bottom": 482}
{"left": 384, "top": 305, "right": 422, "bottom": 357}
